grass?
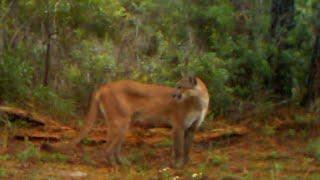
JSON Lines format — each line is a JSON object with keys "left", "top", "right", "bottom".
{"left": 266, "top": 151, "right": 281, "bottom": 160}
{"left": 16, "top": 141, "right": 40, "bottom": 161}
{"left": 309, "top": 174, "right": 320, "bottom": 180}
{"left": 126, "top": 148, "right": 153, "bottom": 172}
{"left": 0, "top": 154, "right": 10, "bottom": 161}
{"left": 81, "top": 152, "right": 96, "bottom": 165}
{"left": 16, "top": 141, "right": 69, "bottom": 163}
{"left": 40, "top": 152, "right": 69, "bottom": 163}
{"left": 127, "top": 148, "right": 144, "bottom": 164}
{"left": 80, "top": 138, "right": 94, "bottom": 145}
{"left": 0, "top": 168, "right": 7, "bottom": 178}
{"left": 264, "top": 151, "right": 289, "bottom": 161}
{"left": 11, "top": 119, "right": 34, "bottom": 128}
{"left": 208, "top": 153, "right": 229, "bottom": 166}
{"left": 270, "top": 163, "right": 284, "bottom": 180}
{"left": 158, "top": 167, "right": 171, "bottom": 179}
{"left": 306, "top": 137, "right": 320, "bottom": 163}
{"left": 263, "top": 124, "right": 276, "bottom": 136}
{"left": 293, "top": 114, "right": 316, "bottom": 124}
{"left": 154, "top": 138, "right": 173, "bottom": 148}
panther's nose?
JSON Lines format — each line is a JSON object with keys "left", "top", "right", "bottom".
{"left": 172, "top": 92, "right": 182, "bottom": 99}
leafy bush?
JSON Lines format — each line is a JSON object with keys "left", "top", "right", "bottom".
{"left": 0, "top": 0, "right": 317, "bottom": 120}
{"left": 186, "top": 53, "right": 233, "bottom": 115}
{"left": 0, "top": 54, "right": 33, "bottom": 102}
{"left": 32, "top": 86, "right": 75, "bottom": 120}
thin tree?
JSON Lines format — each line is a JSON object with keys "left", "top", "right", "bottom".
{"left": 301, "top": 2, "right": 320, "bottom": 107}
{"left": 269, "top": 0, "right": 295, "bottom": 97}
{"left": 43, "top": 0, "right": 52, "bottom": 86}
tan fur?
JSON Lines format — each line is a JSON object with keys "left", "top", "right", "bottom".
{"left": 45, "top": 75, "right": 209, "bottom": 168}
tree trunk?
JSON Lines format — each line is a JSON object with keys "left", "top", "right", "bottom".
{"left": 301, "top": 3, "right": 320, "bottom": 106}
{"left": 269, "top": 0, "right": 295, "bottom": 97}
{"left": 43, "top": 35, "right": 51, "bottom": 86}
{"left": 0, "top": 0, "right": 16, "bottom": 52}
{"left": 270, "top": 0, "right": 295, "bottom": 40}
{"left": 43, "top": 0, "right": 51, "bottom": 86}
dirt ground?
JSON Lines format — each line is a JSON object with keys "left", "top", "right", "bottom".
{"left": 0, "top": 113, "right": 320, "bottom": 179}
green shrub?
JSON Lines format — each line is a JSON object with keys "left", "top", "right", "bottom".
{"left": 0, "top": 0, "right": 316, "bottom": 120}
{"left": 0, "top": 168, "right": 6, "bottom": 178}
{"left": 40, "top": 152, "right": 69, "bottom": 163}
{"left": 17, "top": 142, "right": 40, "bottom": 161}
{"left": 263, "top": 125, "right": 276, "bottom": 137}
{"left": 270, "top": 163, "right": 283, "bottom": 180}
{"left": 186, "top": 53, "right": 233, "bottom": 115}
{"left": 306, "top": 138, "right": 320, "bottom": 163}
{"left": 209, "top": 154, "right": 228, "bottom": 166}
{"left": 155, "top": 138, "right": 172, "bottom": 148}
{"left": 0, "top": 54, "right": 33, "bottom": 102}
{"left": 32, "top": 86, "right": 75, "bottom": 120}
{"left": 0, "top": 154, "right": 10, "bottom": 161}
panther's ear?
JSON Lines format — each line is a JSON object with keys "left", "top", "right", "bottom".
{"left": 187, "top": 72, "right": 197, "bottom": 86}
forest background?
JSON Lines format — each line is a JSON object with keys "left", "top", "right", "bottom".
{"left": 0, "top": 0, "right": 319, "bottom": 123}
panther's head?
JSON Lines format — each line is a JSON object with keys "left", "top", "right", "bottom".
{"left": 172, "top": 72, "right": 199, "bottom": 101}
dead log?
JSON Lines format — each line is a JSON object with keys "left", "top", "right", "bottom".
{"left": 194, "top": 127, "right": 248, "bottom": 143}
{"left": 14, "top": 126, "right": 249, "bottom": 146}
{"left": 0, "top": 106, "right": 62, "bottom": 126}
{"left": 0, "top": 106, "right": 248, "bottom": 147}
{"left": 0, "top": 105, "right": 171, "bottom": 128}
{"left": 15, "top": 132, "right": 61, "bottom": 141}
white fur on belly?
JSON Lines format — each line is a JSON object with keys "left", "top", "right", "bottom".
{"left": 184, "top": 111, "right": 200, "bottom": 129}
{"left": 99, "top": 102, "right": 107, "bottom": 119}
{"left": 196, "top": 109, "right": 207, "bottom": 128}
{"left": 184, "top": 86, "right": 210, "bottom": 129}
{"left": 197, "top": 97, "right": 209, "bottom": 128}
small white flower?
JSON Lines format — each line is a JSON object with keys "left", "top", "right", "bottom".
{"left": 192, "top": 172, "right": 203, "bottom": 179}
{"left": 172, "top": 176, "right": 180, "bottom": 180}
{"left": 159, "top": 167, "right": 170, "bottom": 173}
{"left": 192, "top": 173, "right": 198, "bottom": 178}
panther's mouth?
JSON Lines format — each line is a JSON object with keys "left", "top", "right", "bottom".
{"left": 172, "top": 92, "right": 182, "bottom": 100}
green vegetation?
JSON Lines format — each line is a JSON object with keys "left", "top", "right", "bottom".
{"left": 209, "top": 154, "right": 229, "bottom": 166}
{"left": 158, "top": 167, "right": 171, "bottom": 179}
{"left": 16, "top": 141, "right": 40, "bottom": 161}
{"left": 155, "top": 138, "right": 172, "bottom": 148}
{"left": 306, "top": 137, "right": 320, "bottom": 163}
{"left": 40, "top": 152, "right": 69, "bottom": 163}
{"left": 263, "top": 125, "right": 276, "bottom": 136}
{"left": 0, "top": 154, "right": 10, "bottom": 161}
{"left": 270, "top": 163, "right": 284, "bottom": 180}
{"left": 0, "top": 168, "right": 7, "bottom": 178}
{"left": 16, "top": 141, "right": 69, "bottom": 163}
{"left": 0, "top": 0, "right": 319, "bottom": 120}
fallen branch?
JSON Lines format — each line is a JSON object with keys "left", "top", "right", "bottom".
{"left": 0, "top": 106, "right": 248, "bottom": 147}
{"left": 14, "top": 126, "right": 249, "bottom": 146}
{"left": 274, "top": 119, "right": 320, "bottom": 131}
{"left": 195, "top": 127, "right": 248, "bottom": 143}
{"left": 0, "top": 106, "right": 62, "bottom": 127}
